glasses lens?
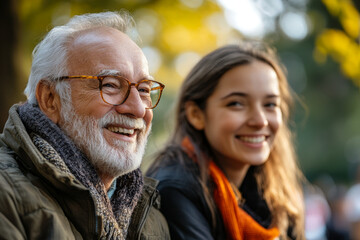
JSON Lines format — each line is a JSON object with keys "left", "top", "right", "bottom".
{"left": 138, "top": 80, "right": 161, "bottom": 109}
{"left": 101, "top": 76, "right": 128, "bottom": 105}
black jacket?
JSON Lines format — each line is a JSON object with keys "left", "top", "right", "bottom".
{"left": 150, "top": 152, "right": 275, "bottom": 240}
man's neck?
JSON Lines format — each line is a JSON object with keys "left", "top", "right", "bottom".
{"left": 100, "top": 174, "right": 115, "bottom": 192}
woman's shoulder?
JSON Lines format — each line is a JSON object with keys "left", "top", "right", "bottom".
{"left": 152, "top": 160, "right": 199, "bottom": 185}
{"left": 148, "top": 148, "right": 201, "bottom": 190}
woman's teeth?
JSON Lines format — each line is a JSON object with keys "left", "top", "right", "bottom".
{"left": 239, "top": 136, "right": 265, "bottom": 143}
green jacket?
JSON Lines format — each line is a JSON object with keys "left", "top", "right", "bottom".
{"left": 0, "top": 105, "right": 170, "bottom": 239}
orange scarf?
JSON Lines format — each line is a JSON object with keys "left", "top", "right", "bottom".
{"left": 182, "top": 137, "right": 280, "bottom": 240}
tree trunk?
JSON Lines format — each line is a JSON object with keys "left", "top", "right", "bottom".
{"left": 0, "top": 0, "right": 20, "bottom": 131}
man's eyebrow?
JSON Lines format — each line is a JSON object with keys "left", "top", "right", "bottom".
{"left": 98, "top": 69, "right": 120, "bottom": 76}
{"left": 97, "top": 69, "right": 155, "bottom": 81}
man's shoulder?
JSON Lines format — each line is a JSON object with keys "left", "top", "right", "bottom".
{"left": 0, "top": 146, "right": 83, "bottom": 239}
{"left": 0, "top": 147, "right": 36, "bottom": 218}
{"left": 136, "top": 200, "right": 170, "bottom": 240}
{"left": 0, "top": 147, "right": 18, "bottom": 169}
{"left": 0, "top": 146, "right": 30, "bottom": 192}
{"left": 0, "top": 146, "right": 55, "bottom": 215}
{"left": 0, "top": 147, "right": 23, "bottom": 189}
{"left": 127, "top": 176, "right": 170, "bottom": 239}
{"left": 136, "top": 176, "right": 160, "bottom": 210}
{"left": 143, "top": 176, "right": 158, "bottom": 189}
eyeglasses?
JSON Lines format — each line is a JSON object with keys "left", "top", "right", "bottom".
{"left": 56, "top": 75, "right": 165, "bottom": 109}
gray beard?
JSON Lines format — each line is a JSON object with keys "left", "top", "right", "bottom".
{"left": 59, "top": 102, "right": 150, "bottom": 178}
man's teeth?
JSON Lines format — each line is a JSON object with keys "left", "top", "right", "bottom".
{"left": 107, "top": 126, "right": 134, "bottom": 135}
{"left": 239, "top": 136, "right": 265, "bottom": 143}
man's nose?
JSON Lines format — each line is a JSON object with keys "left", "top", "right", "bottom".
{"left": 115, "top": 86, "right": 146, "bottom": 118}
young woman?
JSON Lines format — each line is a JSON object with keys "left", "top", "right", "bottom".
{"left": 148, "top": 43, "right": 305, "bottom": 240}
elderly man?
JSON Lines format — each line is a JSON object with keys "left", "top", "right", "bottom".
{"left": 0, "top": 11, "right": 169, "bottom": 239}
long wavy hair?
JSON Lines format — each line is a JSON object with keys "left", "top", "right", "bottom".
{"left": 149, "top": 42, "right": 305, "bottom": 239}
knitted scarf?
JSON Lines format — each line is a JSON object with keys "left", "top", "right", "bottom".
{"left": 182, "top": 136, "right": 280, "bottom": 240}
{"left": 18, "top": 103, "right": 143, "bottom": 239}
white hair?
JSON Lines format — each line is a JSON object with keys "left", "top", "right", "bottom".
{"left": 24, "top": 11, "right": 137, "bottom": 104}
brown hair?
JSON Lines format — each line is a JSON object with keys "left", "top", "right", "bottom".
{"left": 149, "top": 42, "right": 305, "bottom": 239}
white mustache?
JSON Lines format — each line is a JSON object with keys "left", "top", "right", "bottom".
{"left": 98, "top": 112, "right": 146, "bottom": 130}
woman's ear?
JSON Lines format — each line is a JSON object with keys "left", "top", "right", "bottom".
{"left": 36, "top": 80, "right": 61, "bottom": 124}
{"left": 185, "top": 101, "right": 205, "bottom": 130}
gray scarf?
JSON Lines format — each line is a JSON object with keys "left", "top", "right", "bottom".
{"left": 18, "top": 103, "right": 143, "bottom": 239}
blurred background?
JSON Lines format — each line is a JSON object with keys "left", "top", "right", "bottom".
{"left": 1, "top": 0, "right": 360, "bottom": 238}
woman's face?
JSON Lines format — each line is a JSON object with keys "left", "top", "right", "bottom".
{"left": 199, "top": 60, "right": 283, "bottom": 171}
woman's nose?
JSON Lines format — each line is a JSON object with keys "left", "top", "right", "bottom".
{"left": 247, "top": 106, "right": 268, "bottom": 128}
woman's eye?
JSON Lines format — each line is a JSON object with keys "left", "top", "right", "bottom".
{"left": 227, "top": 101, "right": 244, "bottom": 107}
{"left": 265, "top": 102, "right": 278, "bottom": 108}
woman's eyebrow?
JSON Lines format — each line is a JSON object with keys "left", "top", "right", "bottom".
{"left": 221, "top": 92, "right": 247, "bottom": 100}
{"left": 221, "top": 92, "right": 280, "bottom": 100}
{"left": 266, "top": 94, "right": 280, "bottom": 99}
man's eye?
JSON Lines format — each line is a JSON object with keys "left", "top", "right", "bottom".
{"left": 138, "top": 87, "right": 150, "bottom": 94}
{"left": 138, "top": 82, "right": 151, "bottom": 94}
{"left": 102, "top": 76, "right": 123, "bottom": 89}
{"left": 102, "top": 83, "right": 118, "bottom": 88}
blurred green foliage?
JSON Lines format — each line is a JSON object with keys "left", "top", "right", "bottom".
{"left": 3, "top": 0, "right": 360, "bottom": 184}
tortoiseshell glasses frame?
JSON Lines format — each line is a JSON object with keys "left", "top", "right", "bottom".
{"left": 56, "top": 75, "right": 165, "bottom": 109}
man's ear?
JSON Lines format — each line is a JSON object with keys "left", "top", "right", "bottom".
{"left": 36, "top": 80, "right": 61, "bottom": 124}
{"left": 185, "top": 101, "right": 205, "bottom": 130}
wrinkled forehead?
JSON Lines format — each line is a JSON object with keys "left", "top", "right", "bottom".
{"left": 66, "top": 27, "right": 149, "bottom": 78}
{"left": 69, "top": 27, "right": 131, "bottom": 48}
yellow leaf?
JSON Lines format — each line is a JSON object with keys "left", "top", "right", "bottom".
{"left": 322, "top": 0, "right": 341, "bottom": 16}
{"left": 339, "top": 1, "right": 360, "bottom": 38}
